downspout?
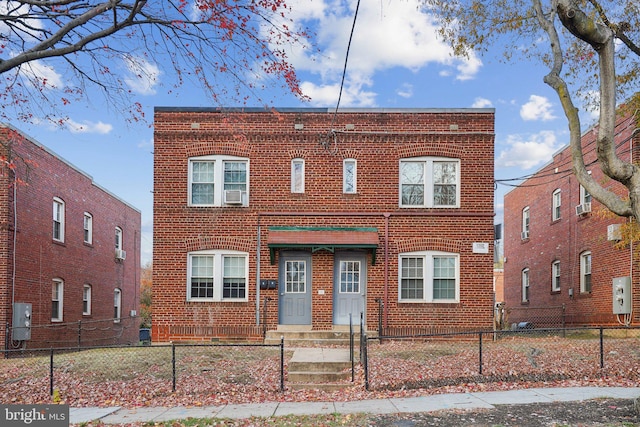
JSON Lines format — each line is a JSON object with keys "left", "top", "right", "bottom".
{"left": 383, "top": 213, "right": 390, "bottom": 329}
{"left": 256, "top": 216, "right": 261, "bottom": 325}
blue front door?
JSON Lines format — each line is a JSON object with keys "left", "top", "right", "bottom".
{"left": 333, "top": 252, "right": 366, "bottom": 325}
{"left": 278, "top": 251, "right": 312, "bottom": 325}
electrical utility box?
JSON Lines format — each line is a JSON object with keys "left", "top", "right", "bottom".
{"left": 12, "top": 302, "right": 32, "bottom": 341}
{"left": 612, "top": 277, "right": 632, "bottom": 315}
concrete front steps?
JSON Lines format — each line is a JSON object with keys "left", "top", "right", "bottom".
{"left": 287, "top": 348, "right": 354, "bottom": 391}
{"left": 264, "top": 325, "right": 376, "bottom": 346}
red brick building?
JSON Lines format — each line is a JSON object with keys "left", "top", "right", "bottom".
{"left": 0, "top": 126, "right": 141, "bottom": 349}
{"left": 152, "top": 108, "right": 495, "bottom": 342}
{"left": 503, "top": 110, "right": 640, "bottom": 326}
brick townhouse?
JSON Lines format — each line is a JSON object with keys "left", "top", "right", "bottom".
{"left": 152, "top": 107, "right": 495, "bottom": 342}
{"left": 0, "top": 125, "right": 141, "bottom": 350}
{"left": 503, "top": 108, "right": 640, "bottom": 326}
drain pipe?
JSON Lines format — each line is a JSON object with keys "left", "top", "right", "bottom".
{"left": 256, "top": 218, "right": 261, "bottom": 325}
{"left": 383, "top": 213, "right": 390, "bottom": 329}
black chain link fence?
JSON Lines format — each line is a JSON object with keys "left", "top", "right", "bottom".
{"left": 1, "top": 341, "right": 285, "bottom": 406}
{"left": 362, "top": 326, "right": 640, "bottom": 391}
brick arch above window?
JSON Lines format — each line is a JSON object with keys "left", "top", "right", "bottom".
{"left": 397, "top": 143, "right": 464, "bottom": 159}
{"left": 396, "top": 237, "right": 463, "bottom": 254}
{"left": 185, "top": 236, "right": 254, "bottom": 253}
{"left": 288, "top": 149, "right": 307, "bottom": 159}
{"left": 340, "top": 148, "right": 360, "bottom": 159}
{"left": 186, "top": 141, "right": 251, "bottom": 158}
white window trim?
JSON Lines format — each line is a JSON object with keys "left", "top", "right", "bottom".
{"left": 522, "top": 206, "right": 530, "bottom": 239}
{"left": 291, "top": 158, "right": 305, "bottom": 193}
{"left": 580, "top": 251, "right": 592, "bottom": 293}
{"left": 552, "top": 261, "right": 561, "bottom": 292}
{"left": 343, "top": 158, "right": 357, "bottom": 194}
{"left": 188, "top": 155, "right": 250, "bottom": 206}
{"left": 579, "top": 184, "right": 592, "bottom": 205}
{"left": 552, "top": 189, "right": 561, "bottom": 221}
{"left": 52, "top": 279, "right": 64, "bottom": 322}
{"left": 399, "top": 157, "right": 461, "bottom": 208}
{"left": 84, "top": 212, "right": 93, "bottom": 244}
{"left": 115, "top": 227, "right": 123, "bottom": 250}
{"left": 398, "top": 251, "right": 460, "bottom": 303}
{"left": 83, "top": 284, "right": 92, "bottom": 316}
{"left": 53, "top": 197, "right": 65, "bottom": 242}
{"left": 187, "top": 250, "right": 249, "bottom": 302}
{"left": 114, "top": 288, "right": 122, "bottom": 323}
{"left": 522, "top": 268, "right": 530, "bottom": 303}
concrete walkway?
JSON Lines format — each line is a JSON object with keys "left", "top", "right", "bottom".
{"left": 70, "top": 386, "right": 640, "bottom": 425}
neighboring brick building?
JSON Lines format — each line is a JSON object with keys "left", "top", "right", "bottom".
{"left": 503, "top": 109, "right": 640, "bottom": 326}
{"left": 0, "top": 125, "right": 142, "bottom": 350}
{"left": 153, "top": 107, "right": 495, "bottom": 342}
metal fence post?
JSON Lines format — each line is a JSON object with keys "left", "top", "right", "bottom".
{"left": 599, "top": 326, "right": 604, "bottom": 369}
{"left": 4, "top": 322, "right": 8, "bottom": 359}
{"left": 77, "top": 320, "right": 82, "bottom": 350}
{"left": 478, "top": 331, "right": 483, "bottom": 375}
{"left": 363, "top": 334, "right": 369, "bottom": 391}
{"left": 49, "top": 348, "right": 54, "bottom": 397}
{"left": 280, "top": 337, "right": 285, "bottom": 391}
{"left": 171, "top": 343, "right": 176, "bottom": 392}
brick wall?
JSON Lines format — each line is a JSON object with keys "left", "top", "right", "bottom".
{"left": 153, "top": 108, "right": 496, "bottom": 341}
{"left": 0, "top": 127, "right": 142, "bottom": 349}
{"left": 504, "top": 111, "right": 639, "bottom": 326}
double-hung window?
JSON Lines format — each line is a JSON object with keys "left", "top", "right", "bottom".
{"left": 114, "top": 288, "right": 122, "bottom": 323}
{"left": 53, "top": 197, "right": 65, "bottom": 242}
{"left": 522, "top": 268, "right": 530, "bottom": 303}
{"left": 343, "top": 159, "right": 357, "bottom": 194}
{"left": 188, "top": 155, "right": 249, "bottom": 206}
{"left": 52, "top": 279, "right": 63, "bottom": 322}
{"left": 552, "top": 189, "right": 561, "bottom": 221}
{"left": 552, "top": 261, "right": 561, "bottom": 292}
{"left": 522, "top": 207, "right": 530, "bottom": 239}
{"left": 400, "top": 158, "right": 460, "bottom": 208}
{"left": 83, "top": 212, "right": 93, "bottom": 244}
{"left": 187, "top": 250, "right": 249, "bottom": 302}
{"left": 83, "top": 284, "right": 92, "bottom": 315}
{"left": 398, "top": 251, "right": 459, "bottom": 303}
{"left": 580, "top": 251, "right": 592, "bottom": 293}
{"left": 291, "top": 158, "right": 305, "bottom": 193}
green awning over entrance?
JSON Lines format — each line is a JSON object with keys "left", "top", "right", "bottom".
{"left": 267, "top": 226, "right": 379, "bottom": 265}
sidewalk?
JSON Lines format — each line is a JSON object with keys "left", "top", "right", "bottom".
{"left": 70, "top": 386, "right": 640, "bottom": 425}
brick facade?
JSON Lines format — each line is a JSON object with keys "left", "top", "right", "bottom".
{"left": 153, "top": 108, "right": 495, "bottom": 342}
{"left": 0, "top": 126, "right": 141, "bottom": 349}
{"left": 504, "top": 110, "right": 640, "bottom": 326}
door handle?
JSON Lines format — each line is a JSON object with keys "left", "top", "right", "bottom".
{"left": 280, "top": 293, "right": 284, "bottom": 296}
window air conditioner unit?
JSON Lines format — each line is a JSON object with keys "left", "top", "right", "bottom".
{"left": 575, "top": 202, "right": 591, "bottom": 216}
{"left": 607, "top": 224, "right": 622, "bottom": 241}
{"left": 521, "top": 231, "right": 529, "bottom": 240}
{"left": 115, "top": 249, "right": 127, "bottom": 260}
{"left": 224, "top": 190, "right": 243, "bottom": 204}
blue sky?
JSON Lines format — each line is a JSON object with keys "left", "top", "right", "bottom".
{"left": 5, "top": 0, "right": 601, "bottom": 265}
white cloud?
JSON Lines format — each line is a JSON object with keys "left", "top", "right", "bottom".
{"left": 496, "top": 130, "right": 561, "bottom": 170}
{"left": 124, "top": 55, "right": 161, "bottom": 96}
{"left": 300, "top": 80, "right": 376, "bottom": 107}
{"left": 396, "top": 83, "right": 414, "bottom": 99}
{"left": 520, "top": 95, "right": 556, "bottom": 121}
{"left": 472, "top": 97, "right": 493, "bottom": 108}
{"left": 278, "top": 0, "right": 481, "bottom": 106}
{"left": 17, "top": 59, "right": 64, "bottom": 89}
{"left": 64, "top": 119, "right": 113, "bottom": 134}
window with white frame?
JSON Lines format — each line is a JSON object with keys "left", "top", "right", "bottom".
{"left": 187, "top": 250, "right": 249, "bottom": 301}
{"left": 83, "top": 284, "right": 92, "bottom": 315}
{"left": 522, "top": 268, "right": 530, "bottom": 303}
{"left": 52, "top": 279, "right": 63, "bottom": 322}
{"left": 400, "top": 158, "right": 460, "bottom": 208}
{"left": 552, "top": 260, "right": 561, "bottom": 292}
{"left": 114, "top": 288, "right": 122, "bottom": 322}
{"left": 552, "top": 189, "right": 561, "bottom": 221}
{"left": 343, "top": 158, "right": 357, "bottom": 194}
{"left": 188, "top": 155, "right": 249, "bottom": 206}
{"left": 580, "top": 251, "right": 592, "bottom": 293}
{"left": 522, "top": 206, "right": 530, "bottom": 239}
{"left": 53, "top": 197, "right": 65, "bottom": 242}
{"left": 291, "top": 158, "right": 305, "bottom": 193}
{"left": 579, "top": 184, "right": 592, "bottom": 205}
{"left": 83, "top": 212, "right": 93, "bottom": 244}
{"left": 398, "top": 251, "right": 459, "bottom": 303}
